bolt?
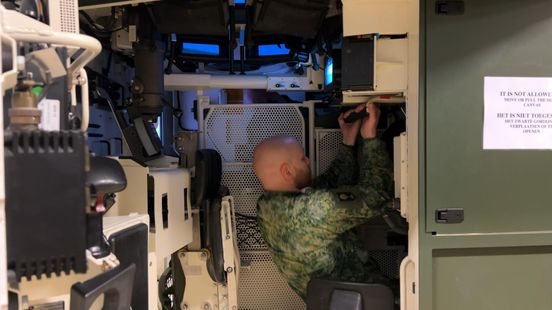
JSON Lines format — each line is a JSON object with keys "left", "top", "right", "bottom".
{"left": 225, "top": 235, "right": 231, "bottom": 240}
{"left": 77, "top": 75, "right": 87, "bottom": 85}
{"left": 203, "top": 303, "right": 211, "bottom": 310}
{"left": 226, "top": 267, "right": 233, "bottom": 273}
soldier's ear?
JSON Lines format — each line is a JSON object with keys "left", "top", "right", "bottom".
{"left": 280, "top": 163, "right": 294, "bottom": 182}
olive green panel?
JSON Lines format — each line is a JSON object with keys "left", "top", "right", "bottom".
{"left": 432, "top": 247, "right": 552, "bottom": 310}
{"left": 425, "top": 0, "right": 552, "bottom": 234}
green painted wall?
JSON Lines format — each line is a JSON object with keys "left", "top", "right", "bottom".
{"left": 420, "top": 0, "right": 552, "bottom": 308}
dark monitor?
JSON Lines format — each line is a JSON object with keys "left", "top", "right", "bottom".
{"left": 341, "top": 36, "right": 375, "bottom": 91}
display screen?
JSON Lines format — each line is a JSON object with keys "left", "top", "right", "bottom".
{"left": 325, "top": 57, "right": 333, "bottom": 86}
{"left": 258, "top": 44, "right": 290, "bottom": 57}
{"left": 235, "top": 0, "right": 246, "bottom": 3}
{"left": 155, "top": 116, "right": 162, "bottom": 139}
{"left": 182, "top": 42, "right": 220, "bottom": 56}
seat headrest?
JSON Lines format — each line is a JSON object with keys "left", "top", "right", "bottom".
{"left": 87, "top": 157, "right": 127, "bottom": 194}
{"left": 192, "top": 149, "right": 222, "bottom": 206}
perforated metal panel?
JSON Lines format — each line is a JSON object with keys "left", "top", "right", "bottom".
{"left": 48, "top": 0, "right": 79, "bottom": 33}
{"left": 239, "top": 252, "right": 305, "bottom": 310}
{"left": 204, "top": 105, "right": 305, "bottom": 162}
{"left": 202, "top": 104, "right": 310, "bottom": 309}
{"left": 60, "top": 0, "right": 78, "bottom": 33}
{"left": 221, "top": 163, "right": 264, "bottom": 217}
{"left": 315, "top": 129, "right": 343, "bottom": 176}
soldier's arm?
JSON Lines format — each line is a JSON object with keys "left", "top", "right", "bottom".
{"left": 357, "top": 138, "right": 393, "bottom": 198}
{"left": 317, "top": 138, "right": 393, "bottom": 233}
{"left": 312, "top": 143, "right": 357, "bottom": 189}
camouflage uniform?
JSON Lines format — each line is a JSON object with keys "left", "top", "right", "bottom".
{"left": 257, "top": 138, "right": 394, "bottom": 300}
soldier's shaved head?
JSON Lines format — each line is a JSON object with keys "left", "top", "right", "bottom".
{"left": 253, "top": 136, "right": 312, "bottom": 192}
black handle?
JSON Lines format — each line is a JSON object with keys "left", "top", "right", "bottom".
{"left": 70, "top": 264, "right": 136, "bottom": 310}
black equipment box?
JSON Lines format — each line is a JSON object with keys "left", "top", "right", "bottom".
{"left": 341, "top": 36, "right": 375, "bottom": 91}
{"left": 5, "top": 130, "right": 88, "bottom": 280}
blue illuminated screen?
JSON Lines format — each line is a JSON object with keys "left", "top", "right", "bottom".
{"left": 235, "top": 0, "right": 246, "bottom": 3}
{"left": 325, "top": 57, "right": 333, "bottom": 86}
{"left": 182, "top": 42, "right": 220, "bottom": 56}
{"left": 155, "top": 116, "right": 162, "bottom": 139}
{"left": 258, "top": 44, "right": 290, "bottom": 57}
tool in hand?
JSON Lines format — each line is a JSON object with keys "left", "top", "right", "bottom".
{"left": 344, "top": 109, "right": 368, "bottom": 123}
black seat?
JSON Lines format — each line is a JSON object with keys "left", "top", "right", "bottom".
{"left": 193, "top": 149, "right": 227, "bottom": 283}
{"left": 87, "top": 156, "right": 127, "bottom": 195}
{"left": 86, "top": 156, "right": 127, "bottom": 259}
{"left": 306, "top": 279, "right": 394, "bottom": 310}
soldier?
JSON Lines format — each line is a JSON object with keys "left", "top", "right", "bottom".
{"left": 252, "top": 102, "right": 394, "bottom": 300}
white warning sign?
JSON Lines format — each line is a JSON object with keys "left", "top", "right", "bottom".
{"left": 484, "top": 76, "right": 552, "bottom": 149}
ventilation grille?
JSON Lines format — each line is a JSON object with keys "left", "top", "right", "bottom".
{"left": 236, "top": 214, "right": 266, "bottom": 252}
{"left": 59, "top": 0, "right": 78, "bottom": 33}
{"left": 204, "top": 105, "right": 305, "bottom": 162}
{"left": 239, "top": 252, "right": 305, "bottom": 310}
{"left": 16, "top": 257, "right": 77, "bottom": 280}
{"left": 5, "top": 130, "right": 80, "bottom": 155}
{"left": 315, "top": 129, "right": 343, "bottom": 176}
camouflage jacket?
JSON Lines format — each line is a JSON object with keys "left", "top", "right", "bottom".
{"left": 257, "top": 138, "right": 394, "bottom": 299}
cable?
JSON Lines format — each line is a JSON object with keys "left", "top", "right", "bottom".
{"left": 235, "top": 212, "right": 257, "bottom": 219}
{"left": 79, "top": 11, "right": 123, "bottom": 34}
{"left": 175, "top": 91, "right": 186, "bottom": 131}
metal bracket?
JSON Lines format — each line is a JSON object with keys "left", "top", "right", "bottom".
{"left": 436, "top": 1, "right": 465, "bottom": 15}
{"left": 435, "top": 208, "right": 464, "bottom": 224}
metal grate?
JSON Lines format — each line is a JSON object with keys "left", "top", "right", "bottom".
{"left": 202, "top": 104, "right": 310, "bottom": 309}
{"left": 204, "top": 105, "right": 305, "bottom": 163}
{"left": 315, "top": 129, "right": 343, "bottom": 176}
{"left": 59, "top": 0, "right": 78, "bottom": 33}
{"left": 367, "top": 248, "right": 407, "bottom": 279}
{"left": 221, "top": 163, "right": 264, "bottom": 217}
{"left": 236, "top": 214, "right": 266, "bottom": 251}
{"left": 239, "top": 251, "right": 305, "bottom": 310}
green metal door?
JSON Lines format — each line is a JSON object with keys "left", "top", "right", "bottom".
{"left": 425, "top": 0, "right": 552, "bottom": 234}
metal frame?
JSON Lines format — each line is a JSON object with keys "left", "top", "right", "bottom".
{"left": 0, "top": 10, "right": 6, "bottom": 307}
{"left": 114, "top": 159, "right": 194, "bottom": 277}
{"left": 164, "top": 66, "right": 324, "bottom": 92}
{"left": 179, "top": 195, "right": 239, "bottom": 310}
{"left": 221, "top": 196, "right": 239, "bottom": 309}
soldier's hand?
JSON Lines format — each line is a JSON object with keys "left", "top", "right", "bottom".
{"left": 360, "top": 103, "right": 380, "bottom": 139}
{"left": 338, "top": 105, "right": 365, "bottom": 146}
